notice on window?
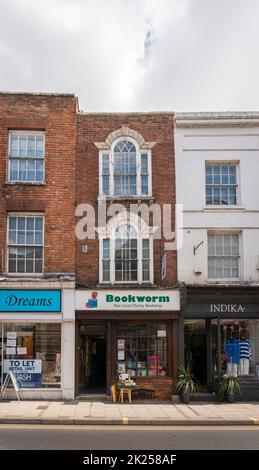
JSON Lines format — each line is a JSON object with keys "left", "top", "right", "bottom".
{"left": 17, "top": 347, "right": 27, "bottom": 355}
{"left": 118, "top": 350, "right": 125, "bottom": 361}
{"left": 7, "top": 332, "right": 17, "bottom": 340}
{"left": 118, "top": 363, "right": 126, "bottom": 374}
{"left": 157, "top": 330, "right": 166, "bottom": 337}
{"left": 117, "top": 339, "right": 125, "bottom": 350}
{"left": 6, "top": 347, "right": 16, "bottom": 355}
{"left": 7, "top": 339, "right": 17, "bottom": 347}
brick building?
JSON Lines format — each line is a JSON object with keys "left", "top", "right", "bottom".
{"left": 0, "top": 93, "right": 180, "bottom": 401}
{"left": 0, "top": 92, "right": 77, "bottom": 399}
{"left": 75, "top": 113, "right": 180, "bottom": 399}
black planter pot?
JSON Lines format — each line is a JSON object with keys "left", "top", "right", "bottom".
{"left": 181, "top": 390, "right": 190, "bottom": 404}
{"left": 227, "top": 392, "right": 235, "bottom": 403}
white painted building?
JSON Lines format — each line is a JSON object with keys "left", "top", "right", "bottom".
{"left": 175, "top": 113, "right": 259, "bottom": 398}
{"left": 175, "top": 112, "right": 259, "bottom": 285}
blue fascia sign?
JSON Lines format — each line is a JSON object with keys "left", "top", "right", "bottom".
{"left": 0, "top": 290, "right": 61, "bottom": 312}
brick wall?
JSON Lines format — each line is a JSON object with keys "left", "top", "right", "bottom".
{"left": 134, "top": 377, "right": 173, "bottom": 400}
{"left": 76, "top": 112, "right": 177, "bottom": 287}
{"left": 0, "top": 93, "right": 77, "bottom": 275}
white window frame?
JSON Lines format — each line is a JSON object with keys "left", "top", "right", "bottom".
{"left": 207, "top": 231, "right": 241, "bottom": 281}
{"left": 205, "top": 160, "right": 240, "bottom": 207}
{"left": 7, "top": 213, "right": 45, "bottom": 276}
{"left": 8, "top": 130, "right": 45, "bottom": 184}
{"left": 99, "top": 223, "right": 154, "bottom": 285}
{"left": 99, "top": 137, "right": 152, "bottom": 197}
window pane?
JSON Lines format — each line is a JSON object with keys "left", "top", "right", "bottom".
{"left": 36, "top": 135, "right": 44, "bottom": 157}
{"left": 19, "top": 136, "right": 27, "bottom": 157}
{"left": 102, "top": 176, "right": 109, "bottom": 195}
{"left": 35, "top": 217, "right": 43, "bottom": 230}
{"left": 35, "top": 259, "right": 43, "bottom": 273}
{"left": 206, "top": 174, "right": 213, "bottom": 185}
{"left": 9, "top": 217, "right": 17, "bottom": 230}
{"left": 28, "top": 136, "right": 36, "bottom": 156}
{"left": 141, "top": 154, "right": 148, "bottom": 173}
{"left": 10, "top": 135, "right": 19, "bottom": 157}
{"left": 102, "top": 154, "right": 109, "bottom": 174}
{"left": 103, "top": 239, "right": 110, "bottom": 258}
{"left": 141, "top": 175, "right": 148, "bottom": 195}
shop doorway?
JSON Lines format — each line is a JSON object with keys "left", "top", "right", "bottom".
{"left": 80, "top": 335, "right": 106, "bottom": 394}
{"left": 184, "top": 320, "right": 207, "bottom": 387}
{"left": 79, "top": 327, "right": 107, "bottom": 394}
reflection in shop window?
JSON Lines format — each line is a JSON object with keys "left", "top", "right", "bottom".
{"left": 212, "top": 319, "right": 259, "bottom": 380}
{"left": 1, "top": 323, "right": 61, "bottom": 388}
{"left": 116, "top": 324, "right": 167, "bottom": 378}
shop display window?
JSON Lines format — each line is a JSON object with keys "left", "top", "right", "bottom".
{"left": 212, "top": 319, "right": 259, "bottom": 380}
{"left": 1, "top": 323, "right": 61, "bottom": 388}
{"left": 116, "top": 323, "right": 167, "bottom": 378}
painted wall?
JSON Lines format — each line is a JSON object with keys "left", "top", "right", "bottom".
{"left": 175, "top": 121, "right": 259, "bottom": 283}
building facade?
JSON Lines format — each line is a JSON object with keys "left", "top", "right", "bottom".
{"left": 75, "top": 113, "right": 180, "bottom": 399}
{"left": 175, "top": 112, "right": 259, "bottom": 399}
{"left": 0, "top": 92, "right": 77, "bottom": 399}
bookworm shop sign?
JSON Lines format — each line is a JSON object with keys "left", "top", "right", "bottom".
{"left": 76, "top": 289, "right": 180, "bottom": 311}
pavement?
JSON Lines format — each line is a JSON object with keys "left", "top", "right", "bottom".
{"left": 1, "top": 399, "right": 259, "bottom": 425}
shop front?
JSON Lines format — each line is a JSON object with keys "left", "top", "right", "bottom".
{"left": 0, "top": 282, "right": 75, "bottom": 400}
{"left": 182, "top": 286, "right": 259, "bottom": 400}
{"left": 75, "top": 289, "right": 180, "bottom": 400}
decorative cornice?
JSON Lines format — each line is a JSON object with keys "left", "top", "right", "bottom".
{"left": 175, "top": 112, "right": 259, "bottom": 128}
{"left": 94, "top": 126, "right": 156, "bottom": 150}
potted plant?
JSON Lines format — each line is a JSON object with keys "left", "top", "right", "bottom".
{"left": 176, "top": 364, "right": 198, "bottom": 404}
{"left": 218, "top": 374, "right": 241, "bottom": 403}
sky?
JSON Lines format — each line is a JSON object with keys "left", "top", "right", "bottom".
{"left": 0, "top": 0, "right": 259, "bottom": 112}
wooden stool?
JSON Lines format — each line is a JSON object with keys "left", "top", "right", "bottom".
{"left": 119, "top": 388, "right": 132, "bottom": 403}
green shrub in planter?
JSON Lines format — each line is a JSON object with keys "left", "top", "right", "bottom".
{"left": 176, "top": 364, "right": 198, "bottom": 404}
{"left": 218, "top": 374, "right": 241, "bottom": 403}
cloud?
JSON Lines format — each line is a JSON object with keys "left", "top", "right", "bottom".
{"left": 0, "top": 0, "right": 259, "bottom": 111}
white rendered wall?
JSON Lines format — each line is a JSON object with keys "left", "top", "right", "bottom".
{"left": 61, "top": 288, "right": 75, "bottom": 400}
{"left": 175, "top": 124, "right": 259, "bottom": 284}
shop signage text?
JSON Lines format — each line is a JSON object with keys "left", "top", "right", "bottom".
{"left": 4, "top": 359, "right": 42, "bottom": 388}
{"left": 106, "top": 294, "right": 170, "bottom": 303}
{"left": 76, "top": 289, "right": 180, "bottom": 311}
{"left": 0, "top": 290, "right": 61, "bottom": 312}
{"left": 210, "top": 304, "right": 246, "bottom": 313}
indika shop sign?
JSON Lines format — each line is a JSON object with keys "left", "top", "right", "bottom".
{"left": 0, "top": 290, "right": 61, "bottom": 312}
{"left": 76, "top": 289, "right": 180, "bottom": 311}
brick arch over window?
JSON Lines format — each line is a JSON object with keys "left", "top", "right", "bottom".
{"left": 94, "top": 126, "right": 156, "bottom": 150}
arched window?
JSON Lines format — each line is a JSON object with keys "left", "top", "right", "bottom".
{"left": 100, "top": 221, "right": 153, "bottom": 284}
{"left": 100, "top": 138, "right": 151, "bottom": 197}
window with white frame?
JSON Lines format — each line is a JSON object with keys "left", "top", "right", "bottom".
{"left": 8, "top": 215, "right": 44, "bottom": 274}
{"left": 208, "top": 233, "right": 240, "bottom": 279}
{"left": 100, "top": 223, "right": 152, "bottom": 283}
{"left": 205, "top": 163, "right": 238, "bottom": 205}
{"left": 100, "top": 139, "right": 151, "bottom": 197}
{"left": 8, "top": 131, "right": 45, "bottom": 183}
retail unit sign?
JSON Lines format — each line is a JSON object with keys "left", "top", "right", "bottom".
{"left": 76, "top": 289, "right": 180, "bottom": 311}
{"left": 3, "top": 359, "right": 42, "bottom": 388}
{"left": 0, "top": 290, "right": 61, "bottom": 312}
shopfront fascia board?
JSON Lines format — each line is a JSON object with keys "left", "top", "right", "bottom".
{"left": 76, "top": 289, "right": 180, "bottom": 312}
{"left": 185, "top": 303, "right": 259, "bottom": 318}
